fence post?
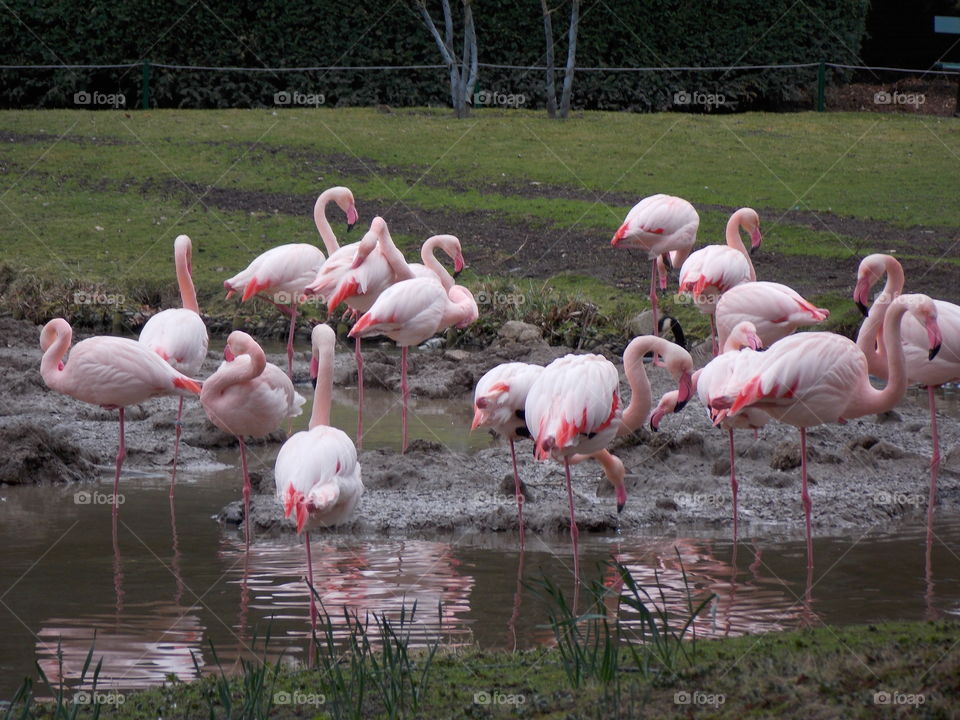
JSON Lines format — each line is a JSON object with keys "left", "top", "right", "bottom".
{"left": 141, "top": 60, "right": 151, "bottom": 110}
{"left": 816, "top": 61, "right": 825, "bottom": 112}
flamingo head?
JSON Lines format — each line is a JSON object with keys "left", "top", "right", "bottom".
{"left": 675, "top": 371, "right": 693, "bottom": 410}
{"left": 174, "top": 235, "right": 193, "bottom": 275}
{"left": 349, "top": 220, "right": 384, "bottom": 269}
{"left": 334, "top": 187, "right": 358, "bottom": 231}
{"left": 648, "top": 391, "right": 678, "bottom": 432}
{"left": 741, "top": 209, "right": 762, "bottom": 254}
{"left": 224, "top": 344, "right": 236, "bottom": 362}
{"left": 927, "top": 317, "right": 943, "bottom": 361}
{"left": 853, "top": 254, "right": 887, "bottom": 316}
{"left": 726, "top": 321, "right": 762, "bottom": 352}
{"left": 611, "top": 220, "right": 631, "bottom": 247}
{"left": 899, "top": 294, "right": 941, "bottom": 360}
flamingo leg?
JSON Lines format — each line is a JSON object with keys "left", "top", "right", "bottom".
{"left": 508, "top": 438, "right": 525, "bottom": 548}
{"left": 401, "top": 346, "right": 409, "bottom": 453}
{"left": 710, "top": 315, "right": 719, "bottom": 357}
{"left": 563, "top": 457, "right": 580, "bottom": 586}
{"left": 728, "top": 427, "right": 738, "bottom": 542}
{"left": 927, "top": 385, "right": 940, "bottom": 527}
{"left": 170, "top": 397, "right": 184, "bottom": 498}
{"left": 113, "top": 408, "right": 126, "bottom": 516}
{"left": 800, "top": 427, "right": 813, "bottom": 568}
{"left": 285, "top": 302, "right": 298, "bottom": 379}
{"left": 239, "top": 437, "right": 251, "bottom": 546}
{"left": 356, "top": 336, "right": 364, "bottom": 450}
{"left": 650, "top": 259, "right": 661, "bottom": 365}
{"left": 305, "top": 531, "right": 317, "bottom": 634}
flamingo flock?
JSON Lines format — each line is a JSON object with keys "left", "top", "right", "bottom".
{"left": 37, "top": 187, "right": 957, "bottom": 631}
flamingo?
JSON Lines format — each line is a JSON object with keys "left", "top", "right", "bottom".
{"left": 349, "top": 278, "right": 478, "bottom": 452}
{"left": 224, "top": 186, "right": 358, "bottom": 378}
{"left": 611, "top": 194, "right": 699, "bottom": 345}
{"left": 524, "top": 336, "right": 693, "bottom": 568}
{"left": 275, "top": 324, "right": 363, "bottom": 632}
{"left": 853, "top": 253, "right": 960, "bottom": 519}
{"left": 39, "top": 318, "right": 202, "bottom": 511}
{"left": 200, "top": 331, "right": 305, "bottom": 539}
{"left": 709, "top": 294, "right": 943, "bottom": 567}
{"left": 650, "top": 321, "right": 767, "bottom": 538}
{"left": 678, "top": 208, "right": 762, "bottom": 355}
{"left": 138, "top": 234, "right": 209, "bottom": 495}
{"left": 715, "top": 280, "right": 829, "bottom": 350}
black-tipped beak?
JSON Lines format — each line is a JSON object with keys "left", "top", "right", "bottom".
{"left": 856, "top": 300, "right": 869, "bottom": 317}
{"left": 649, "top": 419, "right": 659, "bottom": 432}
{"left": 346, "top": 222, "right": 356, "bottom": 233}
{"left": 311, "top": 376, "right": 318, "bottom": 389}
{"left": 453, "top": 268, "right": 462, "bottom": 280}
{"left": 929, "top": 344, "right": 942, "bottom": 361}
{"left": 674, "top": 398, "right": 688, "bottom": 412}
{"left": 617, "top": 500, "right": 625, "bottom": 514}
{"left": 661, "top": 252, "right": 672, "bottom": 271}
{"left": 749, "top": 245, "right": 758, "bottom": 256}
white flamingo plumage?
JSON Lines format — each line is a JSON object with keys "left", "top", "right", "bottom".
{"left": 139, "top": 234, "right": 209, "bottom": 494}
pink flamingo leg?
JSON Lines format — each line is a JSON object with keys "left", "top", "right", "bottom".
{"left": 710, "top": 315, "right": 719, "bottom": 357}
{"left": 401, "top": 346, "right": 409, "bottom": 453}
{"left": 508, "top": 438, "right": 525, "bottom": 548}
{"left": 239, "top": 437, "right": 251, "bottom": 545}
{"left": 650, "top": 259, "right": 661, "bottom": 365}
{"left": 285, "top": 302, "right": 298, "bottom": 379}
{"left": 563, "top": 456, "right": 580, "bottom": 586}
{"left": 927, "top": 385, "right": 940, "bottom": 527}
{"left": 170, "top": 397, "right": 184, "bottom": 497}
{"left": 800, "top": 427, "right": 813, "bottom": 568}
{"left": 659, "top": 256, "right": 669, "bottom": 290}
{"left": 728, "top": 428, "right": 738, "bottom": 541}
{"left": 113, "top": 408, "right": 126, "bottom": 516}
{"left": 305, "top": 531, "right": 317, "bottom": 633}
{"left": 355, "top": 336, "right": 364, "bottom": 450}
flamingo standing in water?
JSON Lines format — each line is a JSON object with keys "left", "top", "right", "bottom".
{"left": 611, "top": 194, "right": 699, "bottom": 344}
{"left": 138, "top": 234, "right": 209, "bottom": 495}
{"left": 525, "top": 336, "right": 693, "bottom": 572}
{"left": 678, "top": 208, "right": 762, "bottom": 355}
{"left": 715, "top": 280, "right": 829, "bottom": 350}
{"left": 650, "top": 321, "right": 767, "bottom": 538}
{"left": 709, "top": 294, "right": 943, "bottom": 567}
{"left": 349, "top": 277, "right": 478, "bottom": 452}
{"left": 224, "top": 186, "right": 358, "bottom": 378}
{"left": 40, "top": 318, "right": 202, "bottom": 511}
{"left": 275, "top": 324, "right": 363, "bottom": 632}
{"left": 200, "top": 332, "right": 305, "bottom": 539}
{"left": 853, "top": 253, "right": 960, "bottom": 519}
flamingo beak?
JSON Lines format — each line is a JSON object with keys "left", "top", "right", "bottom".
{"left": 748, "top": 333, "right": 763, "bottom": 351}
{"left": 749, "top": 227, "right": 762, "bottom": 254}
{"left": 649, "top": 407, "right": 666, "bottom": 432}
{"left": 853, "top": 277, "right": 871, "bottom": 316}
{"left": 927, "top": 317, "right": 942, "bottom": 361}
{"left": 224, "top": 345, "right": 236, "bottom": 362}
{"left": 346, "top": 204, "right": 359, "bottom": 232}
{"left": 453, "top": 253, "right": 465, "bottom": 275}
{"left": 611, "top": 222, "right": 629, "bottom": 246}
{"left": 310, "top": 355, "right": 319, "bottom": 389}
{"left": 676, "top": 371, "right": 693, "bottom": 410}
{"left": 616, "top": 485, "right": 627, "bottom": 514}
{"left": 471, "top": 407, "right": 485, "bottom": 431}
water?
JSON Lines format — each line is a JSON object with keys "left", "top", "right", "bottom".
{"left": 2, "top": 382, "right": 960, "bottom": 698}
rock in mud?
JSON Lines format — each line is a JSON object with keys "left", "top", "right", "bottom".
{"left": 0, "top": 422, "right": 97, "bottom": 484}
{"left": 497, "top": 321, "right": 544, "bottom": 344}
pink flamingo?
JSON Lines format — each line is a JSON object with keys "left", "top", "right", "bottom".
{"left": 525, "top": 337, "right": 693, "bottom": 554}
{"left": 349, "top": 277, "right": 478, "bottom": 453}
{"left": 200, "top": 331, "right": 305, "bottom": 539}
{"left": 275, "top": 324, "right": 363, "bottom": 632}
{"left": 40, "top": 318, "right": 202, "bottom": 511}
{"left": 710, "top": 294, "right": 943, "bottom": 567}
{"left": 138, "top": 234, "right": 209, "bottom": 495}
{"left": 650, "top": 322, "right": 767, "bottom": 538}
{"left": 715, "top": 280, "right": 829, "bottom": 350}
{"left": 611, "top": 194, "right": 699, "bottom": 343}
{"left": 678, "top": 208, "right": 762, "bottom": 355}
{"left": 853, "top": 253, "right": 960, "bottom": 519}
{"left": 224, "top": 186, "right": 358, "bottom": 378}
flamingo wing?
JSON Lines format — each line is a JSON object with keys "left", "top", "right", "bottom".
{"left": 716, "top": 281, "right": 829, "bottom": 348}
{"left": 226, "top": 244, "right": 326, "bottom": 299}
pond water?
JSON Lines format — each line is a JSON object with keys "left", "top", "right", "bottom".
{"left": 1, "top": 383, "right": 959, "bottom": 699}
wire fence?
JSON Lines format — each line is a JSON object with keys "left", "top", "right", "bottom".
{"left": 0, "top": 60, "right": 956, "bottom": 114}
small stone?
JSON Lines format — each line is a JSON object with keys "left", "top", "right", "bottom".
{"left": 871, "top": 441, "right": 905, "bottom": 460}
{"left": 445, "top": 349, "right": 471, "bottom": 361}
{"left": 656, "top": 498, "right": 678, "bottom": 511}
{"left": 626, "top": 310, "right": 655, "bottom": 337}
{"left": 875, "top": 410, "right": 902, "bottom": 423}
{"left": 757, "top": 473, "right": 792, "bottom": 489}
{"left": 770, "top": 441, "right": 801, "bottom": 470}
{"left": 498, "top": 320, "right": 544, "bottom": 344}
{"left": 848, "top": 435, "right": 879, "bottom": 451}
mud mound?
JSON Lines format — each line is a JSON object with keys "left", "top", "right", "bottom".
{"left": 0, "top": 422, "right": 97, "bottom": 484}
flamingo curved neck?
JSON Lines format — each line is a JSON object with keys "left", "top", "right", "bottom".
{"left": 440, "top": 288, "right": 475, "bottom": 329}
{"left": 175, "top": 244, "right": 200, "bottom": 313}
{"left": 40, "top": 320, "right": 72, "bottom": 391}
{"left": 856, "top": 257, "right": 905, "bottom": 375}
{"left": 313, "top": 189, "right": 341, "bottom": 255}
{"left": 209, "top": 344, "right": 266, "bottom": 395}
{"left": 420, "top": 236, "right": 456, "bottom": 290}
{"left": 310, "top": 337, "right": 334, "bottom": 429}
{"left": 375, "top": 224, "right": 414, "bottom": 281}
{"left": 619, "top": 336, "right": 670, "bottom": 434}
{"left": 725, "top": 210, "right": 756, "bottom": 281}
{"left": 847, "top": 299, "right": 912, "bottom": 418}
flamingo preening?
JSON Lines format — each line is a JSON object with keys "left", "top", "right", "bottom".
{"left": 40, "top": 318, "right": 202, "bottom": 512}
{"left": 275, "top": 324, "right": 363, "bottom": 632}
{"left": 709, "top": 294, "right": 943, "bottom": 568}
{"left": 138, "top": 234, "right": 209, "bottom": 495}
{"left": 200, "top": 331, "right": 305, "bottom": 540}
{"left": 224, "top": 186, "right": 358, "bottom": 379}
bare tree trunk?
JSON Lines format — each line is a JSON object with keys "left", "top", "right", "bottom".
{"left": 416, "top": 0, "right": 475, "bottom": 119}
{"left": 463, "top": 1, "right": 478, "bottom": 101}
{"left": 559, "top": 0, "right": 579, "bottom": 119}
{"left": 541, "top": 0, "right": 558, "bottom": 118}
